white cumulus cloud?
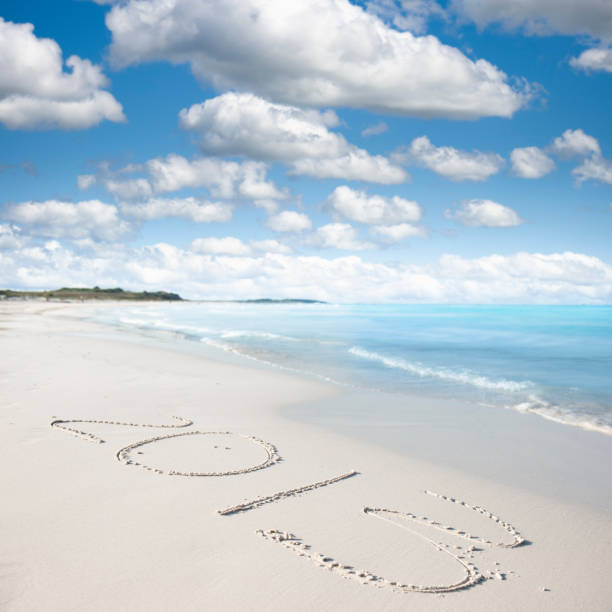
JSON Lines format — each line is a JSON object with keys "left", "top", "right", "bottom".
{"left": 77, "top": 174, "right": 97, "bottom": 190}
{"left": 250, "top": 239, "right": 292, "bottom": 255}
{"left": 571, "top": 47, "right": 612, "bottom": 73}
{"left": 510, "top": 146, "right": 556, "bottom": 178}
{"left": 103, "top": 154, "right": 288, "bottom": 202}
{"left": 0, "top": 224, "right": 25, "bottom": 249}
{"left": 450, "top": 0, "right": 612, "bottom": 39}
{"left": 190, "top": 237, "right": 251, "bottom": 255}
{"left": 551, "top": 129, "right": 601, "bottom": 159}
{"left": 106, "top": 0, "right": 528, "bottom": 119}
{"left": 146, "top": 155, "right": 287, "bottom": 200}
{"left": 291, "top": 152, "right": 407, "bottom": 184}
{"left": 398, "top": 136, "right": 505, "bottom": 181}
{"left": 326, "top": 185, "right": 422, "bottom": 225}
{"left": 510, "top": 128, "right": 603, "bottom": 181}
{"left": 267, "top": 211, "right": 313, "bottom": 233}
{"left": 572, "top": 156, "right": 612, "bottom": 185}
{"left": 106, "top": 177, "right": 154, "bottom": 200}
{"left": 180, "top": 94, "right": 340, "bottom": 160}
{"left": 179, "top": 93, "right": 407, "bottom": 184}
{"left": 5, "top": 200, "right": 131, "bottom": 241}
{"left": 307, "top": 223, "right": 375, "bottom": 251}
{"left": 446, "top": 199, "right": 523, "bottom": 227}
{"left": 0, "top": 18, "right": 125, "bottom": 130}
{"left": 371, "top": 223, "right": 428, "bottom": 242}
{"left": 361, "top": 122, "right": 389, "bottom": 137}
{"left": 120, "top": 197, "right": 232, "bottom": 223}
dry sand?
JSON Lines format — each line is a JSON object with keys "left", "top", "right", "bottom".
{"left": 1, "top": 302, "right": 611, "bottom": 611}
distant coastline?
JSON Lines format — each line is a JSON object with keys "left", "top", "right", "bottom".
{"left": 0, "top": 287, "right": 326, "bottom": 304}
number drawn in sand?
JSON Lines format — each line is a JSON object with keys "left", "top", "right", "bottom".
{"left": 117, "top": 431, "right": 281, "bottom": 476}
{"left": 407, "top": 490, "right": 525, "bottom": 548}
{"left": 51, "top": 417, "right": 281, "bottom": 477}
{"left": 50, "top": 416, "right": 193, "bottom": 444}
{"left": 257, "top": 490, "right": 526, "bottom": 594}
{"left": 218, "top": 470, "right": 359, "bottom": 515}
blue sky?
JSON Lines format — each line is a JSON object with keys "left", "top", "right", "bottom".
{"left": 1, "top": 0, "right": 611, "bottom": 302}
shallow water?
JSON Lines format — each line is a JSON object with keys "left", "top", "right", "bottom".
{"left": 91, "top": 303, "right": 612, "bottom": 436}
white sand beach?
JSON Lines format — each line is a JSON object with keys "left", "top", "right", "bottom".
{"left": 1, "top": 302, "right": 611, "bottom": 611}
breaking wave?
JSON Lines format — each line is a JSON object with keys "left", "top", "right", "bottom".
{"left": 220, "top": 330, "right": 300, "bottom": 342}
{"left": 348, "top": 346, "right": 531, "bottom": 392}
{"left": 502, "top": 395, "right": 612, "bottom": 436}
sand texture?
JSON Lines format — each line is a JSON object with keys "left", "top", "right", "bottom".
{"left": 1, "top": 302, "right": 611, "bottom": 611}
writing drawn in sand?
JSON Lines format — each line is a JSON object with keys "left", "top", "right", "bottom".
{"left": 257, "top": 489, "right": 525, "bottom": 594}
{"left": 51, "top": 416, "right": 280, "bottom": 476}
{"left": 51, "top": 415, "right": 527, "bottom": 595}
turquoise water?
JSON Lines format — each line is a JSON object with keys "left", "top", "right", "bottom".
{"left": 92, "top": 303, "right": 612, "bottom": 435}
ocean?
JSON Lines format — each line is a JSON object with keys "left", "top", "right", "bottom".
{"left": 91, "top": 302, "right": 612, "bottom": 436}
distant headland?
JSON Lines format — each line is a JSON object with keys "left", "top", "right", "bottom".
{"left": 0, "top": 287, "right": 183, "bottom": 301}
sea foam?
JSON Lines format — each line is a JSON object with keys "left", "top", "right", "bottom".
{"left": 502, "top": 395, "right": 612, "bottom": 436}
{"left": 220, "top": 330, "right": 300, "bottom": 342}
{"left": 348, "top": 346, "right": 531, "bottom": 392}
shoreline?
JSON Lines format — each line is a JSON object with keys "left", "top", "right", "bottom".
{"left": 1, "top": 302, "right": 611, "bottom": 611}
{"left": 286, "top": 387, "right": 612, "bottom": 514}
{"left": 72, "top": 299, "right": 612, "bottom": 438}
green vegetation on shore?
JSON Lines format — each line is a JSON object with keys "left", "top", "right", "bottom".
{"left": 0, "top": 287, "right": 183, "bottom": 301}
{"left": 0, "top": 288, "right": 327, "bottom": 304}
